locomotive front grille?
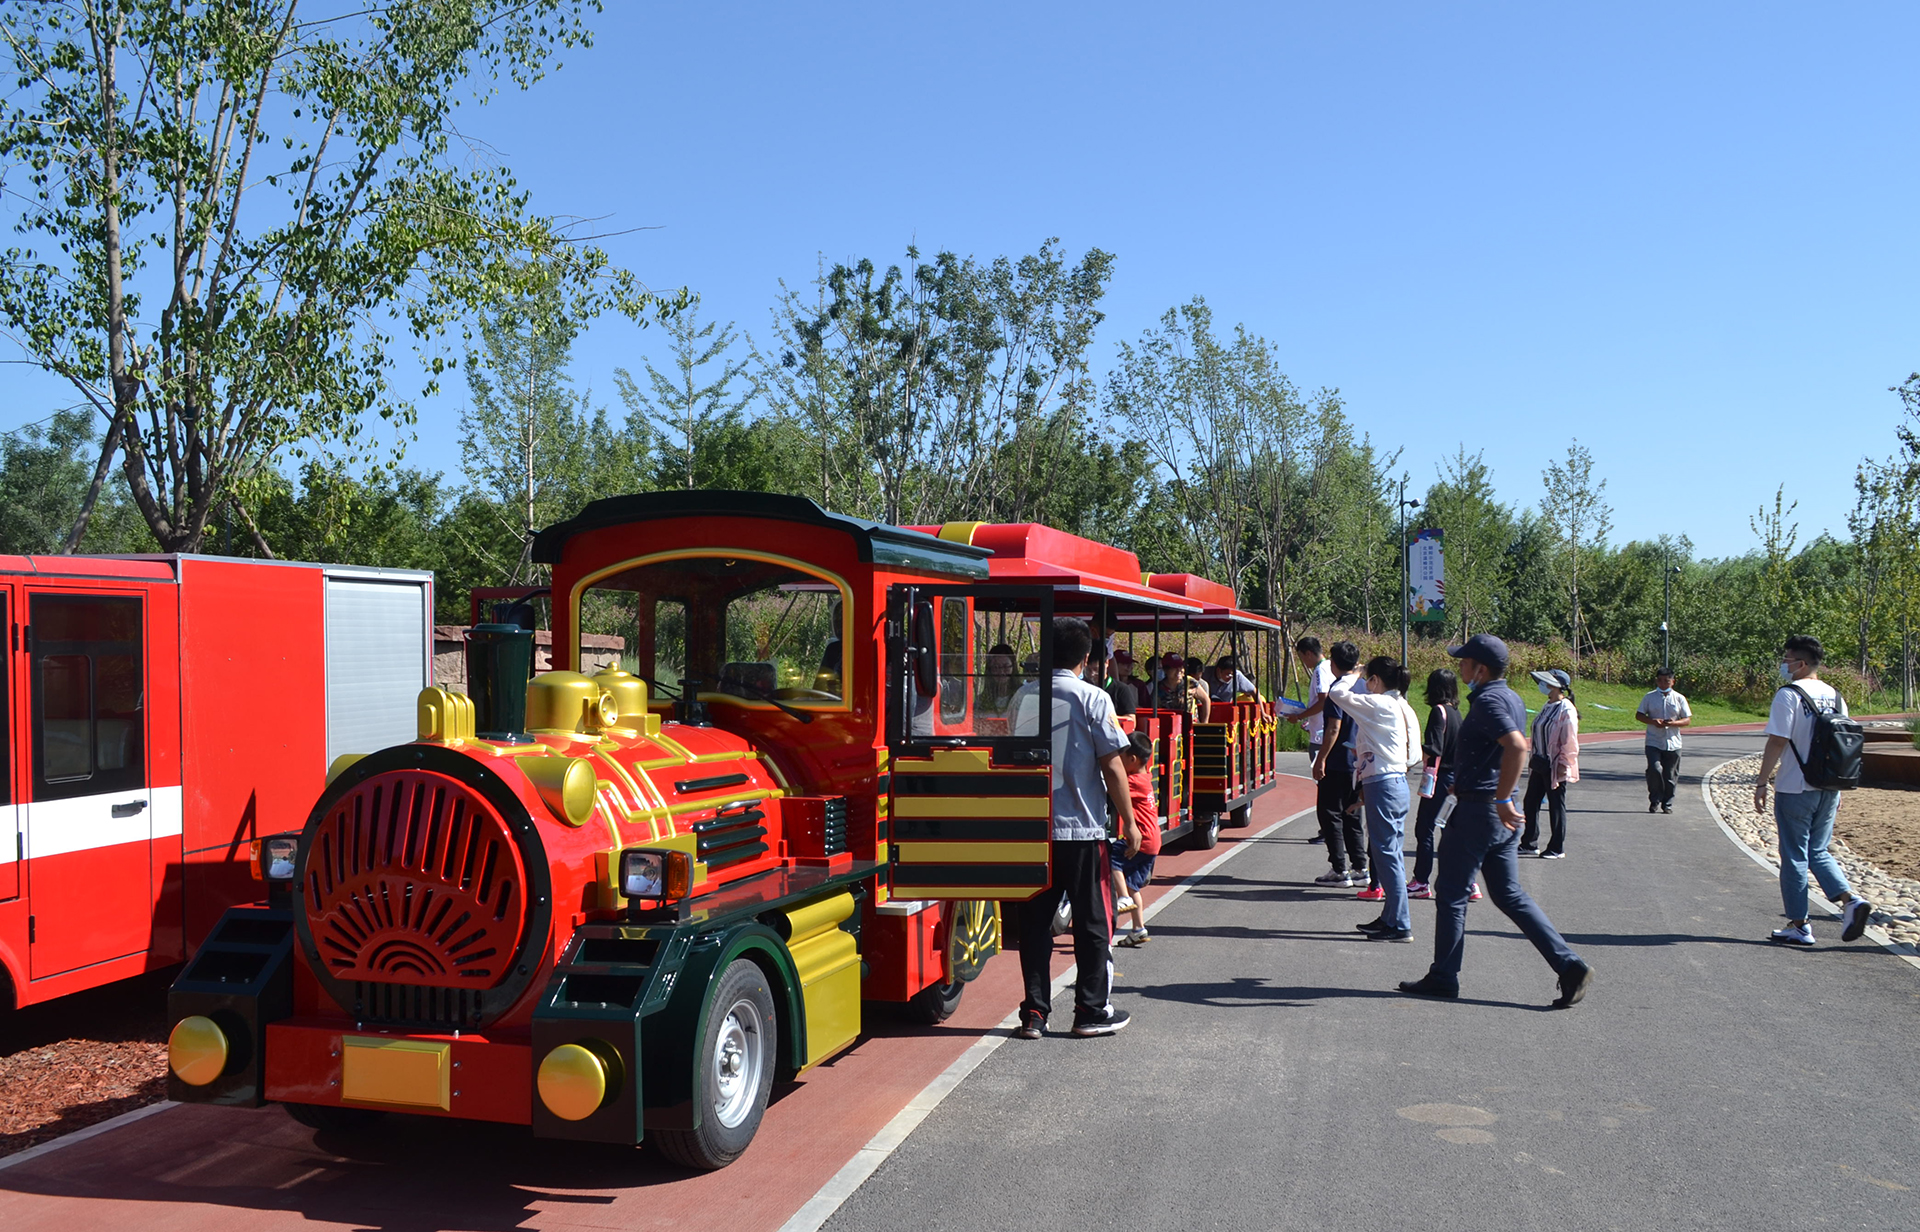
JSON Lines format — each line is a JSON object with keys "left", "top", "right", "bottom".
{"left": 351, "top": 980, "right": 488, "bottom": 1031}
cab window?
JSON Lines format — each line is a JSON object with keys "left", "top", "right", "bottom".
{"left": 31, "top": 594, "right": 144, "bottom": 800}
{"left": 581, "top": 556, "right": 848, "bottom": 709}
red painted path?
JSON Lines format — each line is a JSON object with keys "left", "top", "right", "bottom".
{"left": 0, "top": 779, "right": 1319, "bottom": 1232}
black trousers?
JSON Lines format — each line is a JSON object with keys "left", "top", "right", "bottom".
{"left": 1646, "top": 747, "right": 1681, "bottom": 806}
{"left": 1315, "top": 750, "right": 1367, "bottom": 874}
{"left": 1018, "top": 838, "right": 1114, "bottom": 1022}
{"left": 1521, "top": 756, "right": 1567, "bottom": 854}
{"left": 1411, "top": 768, "right": 1454, "bottom": 884}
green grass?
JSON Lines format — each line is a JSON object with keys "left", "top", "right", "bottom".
{"left": 1553, "top": 679, "right": 1768, "bottom": 732}
{"left": 1275, "top": 676, "right": 1772, "bottom": 736}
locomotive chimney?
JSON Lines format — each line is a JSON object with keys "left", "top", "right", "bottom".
{"left": 467, "top": 616, "right": 534, "bottom": 743}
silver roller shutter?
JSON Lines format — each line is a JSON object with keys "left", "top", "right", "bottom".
{"left": 326, "top": 577, "right": 429, "bottom": 764}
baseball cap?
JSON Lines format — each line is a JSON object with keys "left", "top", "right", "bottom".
{"left": 1446, "top": 633, "right": 1509, "bottom": 672}
{"left": 1113, "top": 648, "right": 1135, "bottom": 664}
{"left": 1160, "top": 651, "right": 1185, "bottom": 667}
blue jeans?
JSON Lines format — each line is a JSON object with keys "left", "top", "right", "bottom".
{"left": 1427, "top": 797, "right": 1580, "bottom": 989}
{"left": 1363, "top": 773, "right": 1412, "bottom": 930}
{"left": 1774, "top": 789, "right": 1849, "bottom": 921}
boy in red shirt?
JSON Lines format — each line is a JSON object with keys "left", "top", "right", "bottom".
{"left": 1111, "top": 732, "right": 1162, "bottom": 946}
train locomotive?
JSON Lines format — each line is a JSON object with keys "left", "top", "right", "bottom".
{"left": 164, "top": 492, "right": 1280, "bottom": 1169}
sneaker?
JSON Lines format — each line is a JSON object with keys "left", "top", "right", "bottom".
{"left": 1648, "top": 802, "right": 1657, "bottom": 814}
{"left": 1552, "top": 959, "right": 1594, "bottom": 1008}
{"left": 1356, "top": 885, "right": 1385, "bottom": 901}
{"left": 1398, "top": 976, "right": 1459, "bottom": 999}
{"left": 1840, "top": 898, "right": 1872, "bottom": 942}
{"left": 1468, "top": 883, "right": 1483, "bottom": 902}
{"left": 1660, "top": 803, "right": 1672, "bottom": 814}
{"left": 1314, "top": 868, "right": 1351, "bottom": 885}
{"left": 1407, "top": 880, "right": 1433, "bottom": 899}
{"left": 1356, "top": 918, "right": 1392, "bottom": 933}
{"left": 1307, "top": 833, "right": 1324, "bottom": 844}
{"left": 1071, "top": 1007, "right": 1132, "bottom": 1037}
{"left": 1114, "top": 896, "right": 1137, "bottom": 913}
{"left": 1518, "top": 844, "right": 1538, "bottom": 855}
{"left": 1117, "top": 928, "right": 1151, "bottom": 948}
{"left": 1539, "top": 850, "right": 1566, "bottom": 860}
{"left": 1013, "top": 1010, "right": 1045, "bottom": 1040}
{"left": 1770, "top": 922, "right": 1815, "bottom": 947}
{"left": 1367, "top": 927, "right": 1414, "bottom": 942}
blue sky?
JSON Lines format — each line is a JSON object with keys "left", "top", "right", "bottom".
{"left": 7, "top": 2, "right": 1916, "bottom": 558}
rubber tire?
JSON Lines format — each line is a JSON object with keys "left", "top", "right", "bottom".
{"left": 1227, "top": 803, "right": 1252, "bottom": 829}
{"left": 907, "top": 977, "right": 964, "bottom": 1024}
{"left": 1189, "top": 811, "right": 1221, "bottom": 851}
{"left": 284, "top": 1102, "right": 386, "bottom": 1133}
{"left": 652, "top": 958, "right": 778, "bottom": 1171}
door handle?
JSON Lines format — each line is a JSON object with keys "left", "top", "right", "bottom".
{"left": 112, "top": 800, "right": 148, "bottom": 818}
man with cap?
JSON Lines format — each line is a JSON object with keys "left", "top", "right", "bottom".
{"left": 1399, "top": 634, "right": 1593, "bottom": 1007}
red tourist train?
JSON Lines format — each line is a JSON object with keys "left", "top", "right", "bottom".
{"left": 163, "top": 492, "right": 1280, "bottom": 1169}
{"left": 0, "top": 554, "right": 431, "bottom": 1013}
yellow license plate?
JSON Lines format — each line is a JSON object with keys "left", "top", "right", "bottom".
{"left": 341, "top": 1036, "right": 451, "bottom": 1110}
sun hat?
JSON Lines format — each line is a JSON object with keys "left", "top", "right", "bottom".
{"left": 1529, "top": 668, "right": 1572, "bottom": 692}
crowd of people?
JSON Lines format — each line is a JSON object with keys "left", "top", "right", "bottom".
{"left": 1009, "top": 616, "right": 1870, "bottom": 1039}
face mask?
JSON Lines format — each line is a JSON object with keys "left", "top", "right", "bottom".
{"left": 1778, "top": 662, "right": 1794, "bottom": 683}
{"left": 1537, "top": 682, "right": 1552, "bottom": 697}
{"left": 1657, "top": 685, "right": 1671, "bottom": 694}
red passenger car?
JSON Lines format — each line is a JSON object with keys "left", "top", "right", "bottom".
{"left": 0, "top": 555, "right": 432, "bottom": 1012}
{"left": 163, "top": 493, "right": 1278, "bottom": 1169}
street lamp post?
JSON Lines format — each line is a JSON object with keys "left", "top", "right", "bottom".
{"left": 1662, "top": 563, "right": 1681, "bottom": 672}
{"left": 1399, "top": 478, "right": 1421, "bottom": 667}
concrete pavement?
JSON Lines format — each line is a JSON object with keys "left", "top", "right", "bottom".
{"left": 823, "top": 734, "right": 1920, "bottom": 1232}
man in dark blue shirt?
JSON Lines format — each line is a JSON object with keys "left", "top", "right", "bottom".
{"left": 1399, "top": 634, "right": 1593, "bottom": 1007}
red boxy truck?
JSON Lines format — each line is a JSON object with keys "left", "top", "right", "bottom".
{"left": 0, "top": 553, "right": 432, "bottom": 1011}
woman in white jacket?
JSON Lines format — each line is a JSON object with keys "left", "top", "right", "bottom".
{"left": 1330, "top": 656, "right": 1424, "bottom": 941}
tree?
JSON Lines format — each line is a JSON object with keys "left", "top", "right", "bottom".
{"left": 1422, "top": 447, "right": 1514, "bottom": 641}
{"left": 460, "top": 279, "right": 645, "bottom": 582}
{"left": 0, "top": 1, "right": 661, "bottom": 555}
{"left": 1540, "top": 439, "right": 1613, "bottom": 656}
{"left": 1108, "top": 298, "right": 1262, "bottom": 595}
{"left": 1749, "top": 484, "right": 1802, "bottom": 648}
{"left": 0, "top": 408, "right": 153, "bottom": 554}
{"left": 616, "top": 296, "right": 755, "bottom": 491}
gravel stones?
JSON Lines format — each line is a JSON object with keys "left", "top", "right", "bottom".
{"left": 1706, "top": 754, "right": 1920, "bottom": 950}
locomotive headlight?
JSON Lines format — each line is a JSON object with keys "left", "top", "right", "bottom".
{"left": 251, "top": 834, "right": 299, "bottom": 882}
{"left": 620, "top": 848, "right": 692, "bottom": 902}
{"left": 168, "top": 1015, "right": 229, "bottom": 1086}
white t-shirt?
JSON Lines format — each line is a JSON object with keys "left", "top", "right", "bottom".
{"left": 1638, "top": 688, "right": 1692, "bottom": 751}
{"left": 1305, "top": 661, "right": 1335, "bottom": 745}
{"left": 1765, "top": 678, "right": 1843, "bottom": 795}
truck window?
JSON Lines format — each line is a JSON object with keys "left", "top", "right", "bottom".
{"left": 31, "top": 594, "right": 145, "bottom": 800}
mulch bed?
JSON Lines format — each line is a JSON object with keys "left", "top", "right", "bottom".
{"left": 0, "top": 970, "right": 174, "bottom": 1158}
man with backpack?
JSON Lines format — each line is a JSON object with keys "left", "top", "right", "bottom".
{"left": 1753, "top": 635, "right": 1871, "bottom": 947}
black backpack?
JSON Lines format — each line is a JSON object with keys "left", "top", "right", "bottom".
{"left": 1785, "top": 684, "right": 1864, "bottom": 791}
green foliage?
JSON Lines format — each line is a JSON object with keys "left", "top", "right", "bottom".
{"left": 0, "top": 0, "right": 665, "bottom": 554}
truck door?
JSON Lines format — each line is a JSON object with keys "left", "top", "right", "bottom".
{"left": 0, "top": 586, "right": 17, "bottom": 903}
{"left": 885, "top": 585, "right": 1055, "bottom": 901}
{"left": 25, "top": 591, "right": 151, "bottom": 977}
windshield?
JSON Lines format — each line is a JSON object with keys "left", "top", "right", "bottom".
{"left": 579, "top": 555, "right": 849, "bottom": 708}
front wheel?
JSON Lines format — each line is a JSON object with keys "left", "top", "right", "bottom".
{"left": 651, "top": 959, "right": 777, "bottom": 1171}
{"left": 1189, "top": 811, "right": 1221, "bottom": 851}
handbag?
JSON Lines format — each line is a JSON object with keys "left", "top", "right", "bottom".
{"left": 1050, "top": 895, "right": 1074, "bottom": 936}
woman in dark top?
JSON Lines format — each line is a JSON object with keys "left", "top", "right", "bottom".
{"left": 1408, "top": 668, "right": 1462, "bottom": 896}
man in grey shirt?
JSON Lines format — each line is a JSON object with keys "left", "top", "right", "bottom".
{"left": 1012, "top": 618, "right": 1135, "bottom": 1039}
{"left": 1634, "top": 667, "right": 1691, "bottom": 814}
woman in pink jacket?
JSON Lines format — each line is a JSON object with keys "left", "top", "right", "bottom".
{"left": 1520, "top": 668, "right": 1580, "bottom": 858}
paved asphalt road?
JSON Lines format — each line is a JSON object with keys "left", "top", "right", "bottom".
{"left": 824, "top": 734, "right": 1920, "bottom": 1232}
